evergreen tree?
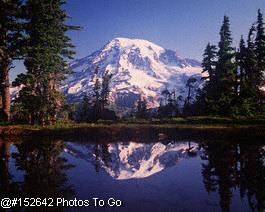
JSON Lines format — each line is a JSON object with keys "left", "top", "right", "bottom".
{"left": 202, "top": 43, "right": 217, "bottom": 81}
{"left": 232, "top": 33, "right": 257, "bottom": 116}
{"left": 255, "top": 9, "right": 265, "bottom": 105}
{"left": 158, "top": 88, "right": 178, "bottom": 118}
{"left": 0, "top": 0, "right": 24, "bottom": 121}
{"left": 80, "top": 93, "right": 90, "bottom": 122}
{"left": 236, "top": 36, "right": 247, "bottom": 94}
{"left": 13, "top": 140, "right": 74, "bottom": 199}
{"left": 197, "top": 16, "right": 238, "bottom": 116}
{"left": 88, "top": 68, "right": 114, "bottom": 121}
{"left": 183, "top": 77, "right": 197, "bottom": 115}
{"left": 100, "top": 70, "right": 113, "bottom": 110}
{"left": 195, "top": 11, "right": 265, "bottom": 117}
{"left": 13, "top": 0, "right": 78, "bottom": 125}
{"left": 246, "top": 25, "right": 258, "bottom": 95}
{"left": 136, "top": 97, "right": 147, "bottom": 119}
{"left": 185, "top": 77, "right": 197, "bottom": 106}
{"left": 215, "top": 16, "right": 237, "bottom": 115}
{"left": 92, "top": 78, "right": 101, "bottom": 115}
{"left": 161, "top": 88, "right": 170, "bottom": 106}
{"left": 198, "top": 43, "right": 217, "bottom": 115}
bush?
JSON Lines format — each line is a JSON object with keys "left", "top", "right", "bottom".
{"left": 231, "top": 99, "right": 257, "bottom": 117}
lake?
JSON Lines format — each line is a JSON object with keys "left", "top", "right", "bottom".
{"left": 0, "top": 136, "right": 264, "bottom": 211}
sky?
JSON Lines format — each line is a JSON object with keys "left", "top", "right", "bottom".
{"left": 11, "top": 0, "right": 265, "bottom": 81}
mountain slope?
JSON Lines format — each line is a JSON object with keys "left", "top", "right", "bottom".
{"left": 65, "top": 142, "right": 201, "bottom": 180}
{"left": 63, "top": 37, "right": 203, "bottom": 108}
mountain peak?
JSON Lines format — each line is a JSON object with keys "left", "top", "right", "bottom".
{"left": 106, "top": 37, "right": 165, "bottom": 53}
{"left": 64, "top": 38, "right": 203, "bottom": 109}
{"left": 65, "top": 142, "right": 201, "bottom": 180}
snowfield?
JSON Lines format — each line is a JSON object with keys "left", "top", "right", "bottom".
{"left": 65, "top": 141, "right": 201, "bottom": 180}
{"left": 64, "top": 37, "right": 203, "bottom": 108}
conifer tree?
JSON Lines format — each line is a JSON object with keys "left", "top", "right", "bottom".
{"left": 236, "top": 36, "right": 247, "bottom": 94}
{"left": 233, "top": 33, "right": 257, "bottom": 116}
{"left": 202, "top": 43, "right": 217, "bottom": 104}
{"left": 158, "top": 88, "right": 178, "bottom": 118}
{"left": 216, "top": 16, "right": 237, "bottom": 91}
{"left": 89, "top": 68, "right": 113, "bottom": 121}
{"left": 185, "top": 77, "right": 197, "bottom": 107}
{"left": 136, "top": 97, "right": 147, "bottom": 119}
{"left": 196, "top": 11, "right": 265, "bottom": 116}
{"left": 80, "top": 93, "right": 90, "bottom": 122}
{"left": 161, "top": 88, "right": 169, "bottom": 104}
{"left": 183, "top": 77, "right": 197, "bottom": 116}
{"left": 198, "top": 16, "right": 237, "bottom": 115}
{"left": 255, "top": 9, "right": 265, "bottom": 104}
{"left": 215, "top": 16, "right": 237, "bottom": 115}
{"left": 100, "top": 70, "right": 113, "bottom": 110}
{"left": 93, "top": 78, "right": 101, "bottom": 112}
{"left": 199, "top": 43, "right": 217, "bottom": 114}
{"left": 13, "top": 0, "right": 78, "bottom": 125}
{"left": 91, "top": 66, "right": 101, "bottom": 116}
{"left": 245, "top": 26, "right": 257, "bottom": 99}
{"left": 202, "top": 43, "right": 217, "bottom": 82}
{"left": 0, "top": 0, "right": 24, "bottom": 121}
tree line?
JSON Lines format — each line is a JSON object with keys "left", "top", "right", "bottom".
{"left": 136, "top": 10, "right": 265, "bottom": 119}
{"left": 0, "top": 0, "right": 78, "bottom": 125}
{"left": 197, "top": 11, "right": 265, "bottom": 117}
{"left": 77, "top": 67, "right": 117, "bottom": 122}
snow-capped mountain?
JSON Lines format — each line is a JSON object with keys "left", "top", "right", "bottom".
{"left": 65, "top": 142, "right": 201, "bottom": 180}
{"left": 62, "top": 37, "right": 203, "bottom": 108}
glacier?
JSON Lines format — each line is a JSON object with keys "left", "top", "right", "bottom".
{"left": 64, "top": 141, "right": 201, "bottom": 180}
{"left": 63, "top": 37, "right": 203, "bottom": 109}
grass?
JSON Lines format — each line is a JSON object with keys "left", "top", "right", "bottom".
{"left": 120, "top": 116, "right": 265, "bottom": 126}
{"left": 1, "top": 116, "right": 265, "bottom": 142}
{"left": 2, "top": 116, "right": 265, "bottom": 130}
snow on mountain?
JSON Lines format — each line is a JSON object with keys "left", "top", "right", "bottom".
{"left": 65, "top": 142, "right": 201, "bottom": 180}
{"left": 63, "top": 37, "right": 203, "bottom": 108}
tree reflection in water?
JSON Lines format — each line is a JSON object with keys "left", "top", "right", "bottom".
{"left": 0, "top": 141, "right": 20, "bottom": 199}
{"left": 201, "top": 142, "right": 265, "bottom": 212}
{"left": 238, "top": 143, "right": 265, "bottom": 211}
{"left": 0, "top": 139, "right": 74, "bottom": 211}
{"left": 1, "top": 138, "right": 265, "bottom": 212}
{"left": 12, "top": 139, "right": 75, "bottom": 199}
{"left": 93, "top": 144, "right": 112, "bottom": 172}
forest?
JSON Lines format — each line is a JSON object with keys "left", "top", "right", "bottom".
{"left": 0, "top": 0, "right": 265, "bottom": 126}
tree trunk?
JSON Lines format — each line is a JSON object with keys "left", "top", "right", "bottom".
{"left": 1, "top": 65, "right": 11, "bottom": 122}
{"left": 30, "top": 113, "right": 35, "bottom": 125}
{"left": 0, "top": 142, "right": 11, "bottom": 158}
{"left": 0, "top": 92, "right": 2, "bottom": 111}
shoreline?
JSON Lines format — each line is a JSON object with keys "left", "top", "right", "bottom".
{"left": 1, "top": 123, "right": 265, "bottom": 142}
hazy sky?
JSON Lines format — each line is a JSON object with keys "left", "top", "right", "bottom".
{"left": 11, "top": 0, "right": 265, "bottom": 81}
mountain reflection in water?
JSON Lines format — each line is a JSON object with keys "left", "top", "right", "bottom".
{"left": 65, "top": 142, "right": 200, "bottom": 180}
{"left": 0, "top": 138, "right": 265, "bottom": 211}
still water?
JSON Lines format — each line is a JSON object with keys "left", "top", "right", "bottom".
{"left": 0, "top": 138, "right": 264, "bottom": 211}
